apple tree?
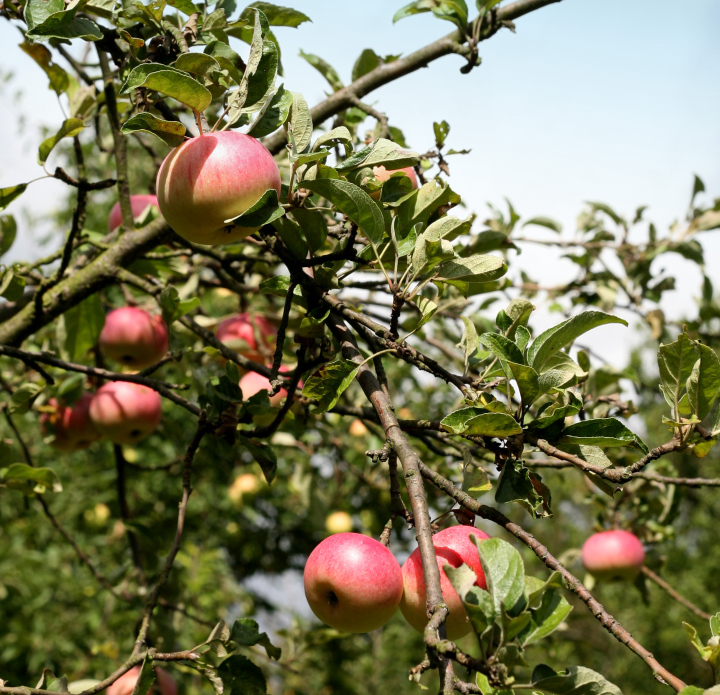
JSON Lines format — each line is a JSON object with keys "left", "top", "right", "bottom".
{"left": 1, "top": 1, "right": 720, "bottom": 694}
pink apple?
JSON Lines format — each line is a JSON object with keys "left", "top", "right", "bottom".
{"left": 41, "top": 393, "right": 102, "bottom": 450}
{"left": 373, "top": 165, "right": 418, "bottom": 189}
{"left": 239, "top": 366, "right": 293, "bottom": 407}
{"left": 89, "top": 381, "right": 162, "bottom": 444}
{"left": 216, "top": 313, "right": 276, "bottom": 364}
{"left": 99, "top": 307, "right": 169, "bottom": 369}
{"left": 106, "top": 665, "right": 177, "bottom": 695}
{"left": 108, "top": 194, "right": 159, "bottom": 232}
{"left": 304, "top": 532, "right": 403, "bottom": 633}
{"left": 400, "top": 524, "right": 490, "bottom": 640}
{"left": 581, "top": 530, "right": 645, "bottom": 581}
{"left": 156, "top": 131, "right": 281, "bottom": 246}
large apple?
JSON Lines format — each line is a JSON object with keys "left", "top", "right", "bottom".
{"left": 325, "top": 510, "right": 353, "bottom": 534}
{"left": 89, "top": 381, "right": 162, "bottom": 444}
{"left": 216, "top": 313, "right": 276, "bottom": 364}
{"left": 41, "top": 393, "right": 102, "bottom": 450}
{"left": 581, "top": 530, "right": 645, "bottom": 581}
{"left": 304, "top": 532, "right": 403, "bottom": 633}
{"left": 156, "top": 131, "right": 281, "bottom": 246}
{"left": 239, "top": 366, "right": 291, "bottom": 407}
{"left": 99, "top": 307, "right": 169, "bottom": 369}
{"left": 400, "top": 524, "right": 490, "bottom": 640}
{"left": 106, "top": 666, "right": 177, "bottom": 695}
{"left": 108, "top": 194, "right": 159, "bottom": 232}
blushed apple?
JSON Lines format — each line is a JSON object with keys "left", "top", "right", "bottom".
{"left": 400, "top": 524, "right": 490, "bottom": 640}
{"left": 373, "top": 165, "right": 418, "bottom": 189}
{"left": 348, "top": 419, "right": 368, "bottom": 437}
{"left": 106, "top": 665, "right": 177, "bottom": 695}
{"left": 239, "top": 366, "right": 292, "bottom": 407}
{"left": 581, "top": 530, "right": 645, "bottom": 581}
{"left": 156, "top": 131, "right": 281, "bottom": 246}
{"left": 304, "top": 532, "right": 403, "bottom": 633}
{"left": 216, "top": 313, "right": 276, "bottom": 364}
{"left": 89, "top": 381, "right": 162, "bottom": 444}
{"left": 108, "top": 194, "right": 159, "bottom": 232}
{"left": 99, "top": 307, "right": 169, "bottom": 369}
{"left": 325, "top": 510, "right": 353, "bottom": 534}
{"left": 41, "top": 393, "right": 102, "bottom": 450}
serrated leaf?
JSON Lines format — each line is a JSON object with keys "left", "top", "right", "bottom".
{"left": 395, "top": 179, "right": 460, "bottom": 236}
{"left": 523, "top": 216, "right": 562, "bottom": 233}
{"left": 217, "top": 655, "right": 267, "bottom": 695}
{"left": 229, "top": 618, "right": 281, "bottom": 660}
{"left": 2, "top": 462, "right": 61, "bottom": 494}
{"left": 289, "top": 207, "right": 327, "bottom": 253}
{"left": 226, "top": 188, "right": 284, "bottom": 228}
{"left": 121, "top": 64, "right": 212, "bottom": 113}
{"left": 174, "top": 52, "right": 221, "bottom": 77}
{"left": 38, "top": 118, "right": 85, "bottom": 165}
{"left": 299, "top": 50, "right": 343, "bottom": 92}
{"left": 393, "top": 0, "right": 469, "bottom": 30}
{"left": 26, "top": 0, "right": 103, "bottom": 42}
{"left": 475, "top": 537, "right": 525, "bottom": 616}
{"left": 288, "top": 91, "right": 313, "bottom": 152}
{"left": 160, "top": 285, "right": 200, "bottom": 325}
{"left": 686, "top": 343, "right": 720, "bottom": 420}
{"left": 302, "top": 360, "right": 359, "bottom": 412}
{"left": 480, "top": 333, "right": 524, "bottom": 365}
{"left": 463, "top": 450, "right": 491, "bottom": 496}
{"left": 121, "top": 112, "right": 186, "bottom": 147}
{"left": 531, "top": 665, "right": 623, "bottom": 694}
{"left": 496, "top": 460, "right": 551, "bottom": 518}
{"left": 336, "top": 138, "right": 418, "bottom": 172}
{"left": 236, "top": 436, "right": 277, "bottom": 484}
{"left": 0, "top": 184, "right": 28, "bottom": 211}
{"left": 521, "top": 589, "right": 572, "bottom": 646}
{"left": 247, "top": 85, "right": 293, "bottom": 137}
{"left": 658, "top": 330, "right": 698, "bottom": 415}
{"left": 436, "top": 255, "right": 507, "bottom": 286}
{"left": 0, "top": 269, "right": 26, "bottom": 302}
{"left": 561, "top": 418, "right": 648, "bottom": 453}
{"left": 464, "top": 413, "right": 522, "bottom": 437}
{"left": 245, "top": 2, "right": 310, "bottom": 27}
{"left": 130, "top": 657, "right": 156, "bottom": 695}
{"left": 312, "top": 126, "right": 353, "bottom": 154}
{"left": 272, "top": 216, "right": 307, "bottom": 260}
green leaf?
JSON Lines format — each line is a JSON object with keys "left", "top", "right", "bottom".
{"left": 56, "top": 293, "right": 105, "bottom": 362}
{"left": 7, "top": 381, "right": 45, "bottom": 416}
{"left": 300, "top": 179, "right": 384, "bottom": 244}
{"left": 289, "top": 208, "right": 327, "bottom": 253}
{"left": 288, "top": 91, "right": 313, "bottom": 152}
{"left": 312, "top": 126, "right": 353, "bottom": 154}
{"left": 130, "top": 657, "right": 156, "bottom": 695}
{"left": 121, "top": 112, "right": 186, "bottom": 147}
{"left": 411, "top": 295, "right": 439, "bottom": 333}
{"left": 226, "top": 188, "right": 284, "bottom": 228}
{"left": 120, "top": 64, "right": 212, "bottom": 113}
{"left": 245, "top": 2, "right": 311, "bottom": 27}
{"left": 160, "top": 285, "right": 200, "bottom": 326}
{"left": 302, "top": 360, "right": 359, "bottom": 413}
{"left": 686, "top": 343, "right": 720, "bottom": 420}
{"left": 1, "top": 462, "right": 61, "bottom": 494}
{"left": 423, "top": 214, "right": 473, "bottom": 242}
{"left": 229, "top": 618, "right": 281, "bottom": 660}
{"left": 462, "top": 450, "right": 492, "bottom": 496}
{"left": 528, "top": 311, "right": 628, "bottom": 371}
{"left": 435, "top": 255, "right": 508, "bottom": 296}
{"left": 441, "top": 406, "right": 488, "bottom": 434}
{"left": 711, "top": 612, "right": 720, "bottom": 637}
{"left": 174, "top": 52, "right": 221, "bottom": 77}
{"left": 523, "top": 216, "right": 562, "bottom": 233}
{"left": 496, "top": 460, "right": 552, "bottom": 518}
{"left": 479, "top": 333, "right": 525, "bottom": 365}
{"left": 531, "top": 665, "right": 622, "bottom": 695}
{"left": 475, "top": 537, "right": 525, "bottom": 615}
{"left": 411, "top": 233, "right": 454, "bottom": 275}
{"left": 272, "top": 216, "right": 307, "bottom": 260}
{"left": 0, "top": 269, "right": 26, "bottom": 302}
{"left": 244, "top": 39, "right": 279, "bottom": 113}
{"left": 507, "top": 361, "right": 540, "bottom": 406}
{"left": 521, "top": 589, "right": 572, "bottom": 646}
{"left": 37, "top": 118, "right": 85, "bottom": 165}
{"left": 0, "top": 215, "right": 17, "bottom": 256}
{"left": 561, "top": 418, "right": 648, "bottom": 453}
{"left": 677, "top": 688, "right": 704, "bottom": 695}
{"left": 20, "top": 41, "right": 69, "bottom": 95}
{"left": 217, "top": 655, "right": 267, "bottom": 695}
{"left": 236, "top": 436, "right": 277, "bottom": 484}
{"left": 247, "top": 85, "right": 293, "bottom": 137}
{"left": 393, "top": 0, "right": 469, "bottom": 30}
{"left": 658, "top": 331, "right": 698, "bottom": 413}
{"left": 0, "top": 184, "right": 28, "bottom": 211}
{"left": 336, "top": 138, "right": 419, "bottom": 172}
{"left": 299, "top": 50, "right": 343, "bottom": 92}
{"left": 464, "top": 413, "right": 522, "bottom": 437}
{"left": 433, "top": 120, "right": 450, "bottom": 148}
{"left": 351, "top": 48, "right": 399, "bottom": 81}
{"left": 395, "top": 179, "right": 460, "bottom": 236}
{"left": 527, "top": 392, "right": 583, "bottom": 431}
{"left": 25, "top": 0, "right": 103, "bottom": 41}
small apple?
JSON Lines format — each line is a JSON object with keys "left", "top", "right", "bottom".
{"left": 325, "top": 510, "right": 353, "bottom": 534}
{"left": 99, "top": 307, "right": 169, "bottom": 369}
{"left": 581, "top": 530, "right": 645, "bottom": 581}
{"left": 108, "top": 194, "right": 159, "bottom": 232}
{"left": 348, "top": 419, "right": 368, "bottom": 437}
{"left": 89, "top": 381, "right": 162, "bottom": 444}
{"left": 41, "top": 393, "right": 102, "bottom": 450}
{"left": 397, "top": 407, "right": 413, "bottom": 420}
{"left": 228, "top": 472, "right": 262, "bottom": 508}
{"left": 304, "top": 532, "right": 403, "bottom": 633}
{"left": 156, "top": 131, "right": 281, "bottom": 246}
{"left": 106, "top": 666, "right": 177, "bottom": 695}
{"left": 239, "top": 366, "right": 292, "bottom": 407}
{"left": 216, "top": 313, "right": 276, "bottom": 364}
{"left": 373, "top": 165, "right": 418, "bottom": 189}
{"left": 84, "top": 502, "right": 112, "bottom": 529}
{"left": 400, "top": 524, "right": 490, "bottom": 640}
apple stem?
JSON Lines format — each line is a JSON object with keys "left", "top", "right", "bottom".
{"left": 194, "top": 110, "right": 204, "bottom": 137}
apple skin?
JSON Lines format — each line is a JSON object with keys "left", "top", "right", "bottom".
{"left": 89, "top": 381, "right": 162, "bottom": 444}
{"left": 325, "top": 511, "right": 353, "bottom": 534}
{"left": 156, "top": 131, "right": 281, "bottom": 246}
{"left": 348, "top": 419, "right": 368, "bottom": 437}
{"left": 216, "top": 313, "right": 276, "bottom": 363}
{"left": 581, "top": 530, "right": 645, "bottom": 581}
{"left": 108, "top": 195, "right": 159, "bottom": 232}
{"left": 304, "top": 532, "right": 403, "bottom": 633}
{"left": 106, "top": 666, "right": 177, "bottom": 695}
{"left": 41, "top": 393, "right": 102, "bottom": 450}
{"left": 99, "top": 307, "right": 169, "bottom": 369}
{"left": 239, "top": 366, "right": 291, "bottom": 407}
{"left": 228, "top": 472, "right": 262, "bottom": 508}
{"left": 400, "top": 525, "right": 490, "bottom": 640}
{"left": 373, "top": 165, "right": 418, "bottom": 189}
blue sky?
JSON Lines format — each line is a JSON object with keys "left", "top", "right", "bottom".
{"left": 1, "top": 0, "right": 719, "bottom": 353}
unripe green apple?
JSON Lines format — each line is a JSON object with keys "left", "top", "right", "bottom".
{"left": 400, "top": 524, "right": 490, "bottom": 640}
{"left": 156, "top": 131, "right": 281, "bottom": 246}
{"left": 106, "top": 666, "right": 177, "bottom": 695}
{"left": 99, "top": 307, "right": 169, "bottom": 369}
{"left": 89, "top": 381, "right": 162, "bottom": 444}
{"left": 581, "top": 530, "right": 645, "bottom": 581}
{"left": 325, "top": 510, "right": 353, "bottom": 534}
{"left": 304, "top": 532, "right": 403, "bottom": 633}
{"left": 107, "top": 194, "right": 159, "bottom": 231}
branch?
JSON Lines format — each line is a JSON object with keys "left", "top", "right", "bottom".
{"left": 641, "top": 566, "right": 712, "bottom": 621}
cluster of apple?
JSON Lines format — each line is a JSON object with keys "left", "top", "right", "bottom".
{"left": 303, "top": 526, "right": 646, "bottom": 635}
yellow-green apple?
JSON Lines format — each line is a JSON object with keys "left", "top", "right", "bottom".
{"left": 325, "top": 510, "right": 353, "bottom": 534}
{"left": 348, "top": 419, "right": 368, "bottom": 437}
{"left": 108, "top": 194, "right": 159, "bottom": 232}
{"left": 89, "top": 381, "right": 162, "bottom": 444}
{"left": 216, "top": 313, "right": 276, "bottom": 364}
{"left": 106, "top": 666, "right": 177, "bottom": 695}
{"left": 156, "top": 131, "right": 281, "bottom": 246}
{"left": 304, "top": 532, "right": 403, "bottom": 632}
{"left": 228, "top": 472, "right": 262, "bottom": 508}
{"left": 239, "top": 366, "right": 295, "bottom": 407}
{"left": 41, "top": 393, "right": 102, "bottom": 450}
{"left": 99, "top": 307, "right": 169, "bottom": 369}
{"left": 84, "top": 502, "right": 111, "bottom": 529}
{"left": 400, "top": 524, "right": 490, "bottom": 640}
{"left": 581, "top": 530, "right": 645, "bottom": 581}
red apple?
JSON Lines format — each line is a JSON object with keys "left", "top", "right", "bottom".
{"left": 581, "top": 530, "right": 645, "bottom": 581}
{"left": 89, "top": 381, "right": 162, "bottom": 444}
{"left": 304, "top": 532, "right": 403, "bottom": 633}
{"left": 239, "top": 366, "right": 292, "bottom": 407}
{"left": 400, "top": 524, "right": 490, "bottom": 640}
{"left": 216, "top": 313, "right": 276, "bottom": 364}
{"left": 156, "top": 131, "right": 281, "bottom": 246}
{"left": 41, "top": 393, "right": 102, "bottom": 450}
{"left": 373, "top": 165, "right": 418, "bottom": 189}
{"left": 108, "top": 194, "right": 159, "bottom": 232}
{"left": 99, "top": 307, "right": 169, "bottom": 369}
{"left": 106, "top": 666, "right": 177, "bottom": 695}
